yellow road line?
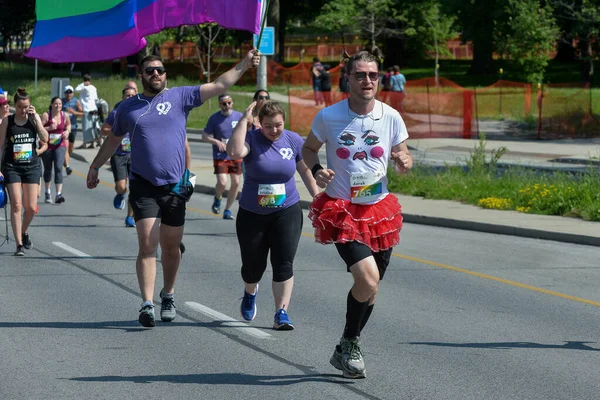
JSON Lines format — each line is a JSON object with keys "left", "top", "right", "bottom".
{"left": 74, "top": 169, "right": 600, "bottom": 307}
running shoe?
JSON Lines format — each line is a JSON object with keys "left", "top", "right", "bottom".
{"left": 240, "top": 285, "right": 258, "bottom": 321}
{"left": 223, "top": 209, "right": 234, "bottom": 220}
{"left": 45, "top": 192, "right": 53, "bottom": 203}
{"left": 211, "top": 196, "right": 222, "bottom": 214}
{"left": 55, "top": 194, "right": 65, "bottom": 204}
{"left": 338, "top": 337, "right": 367, "bottom": 379}
{"left": 125, "top": 216, "right": 136, "bottom": 227}
{"left": 273, "top": 308, "right": 294, "bottom": 330}
{"left": 159, "top": 289, "right": 176, "bottom": 322}
{"left": 65, "top": 166, "right": 73, "bottom": 176}
{"left": 35, "top": 205, "right": 39, "bottom": 214}
{"left": 138, "top": 304, "right": 155, "bottom": 327}
{"left": 113, "top": 193, "right": 126, "bottom": 210}
{"left": 22, "top": 233, "right": 32, "bottom": 250}
{"left": 179, "top": 242, "right": 186, "bottom": 256}
{"left": 14, "top": 245, "right": 25, "bottom": 257}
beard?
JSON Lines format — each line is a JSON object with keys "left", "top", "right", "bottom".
{"left": 142, "top": 77, "right": 167, "bottom": 94}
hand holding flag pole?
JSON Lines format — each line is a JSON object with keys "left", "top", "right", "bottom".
{"left": 247, "top": 0, "right": 270, "bottom": 69}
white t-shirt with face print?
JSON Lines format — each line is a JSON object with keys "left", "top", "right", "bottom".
{"left": 311, "top": 99, "right": 408, "bottom": 204}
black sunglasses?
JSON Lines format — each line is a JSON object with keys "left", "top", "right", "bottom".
{"left": 65, "top": 90, "right": 73, "bottom": 94}
{"left": 257, "top": 95, "right": 270, "bottom": 100}
{"left": 145, "top": 66, "right": 167, "bottom": 75}
{"left": 220, "top": 101, "right": 232, "bottom": 106}
{"left": 349, "top": 72, "right": 379, "bottom": 82}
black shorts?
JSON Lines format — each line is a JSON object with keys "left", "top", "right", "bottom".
{"left": 335, "top": 241, "right": 393, "bottom": 280}
{"left": 129, "top": 176, "right": 186, "bottom": 227}
{"left": 2, "top": 161, "right": 42, "bottom": 184}
{"left": 110, "top": 153, "right": 131, "bottom": 182}
{"left": 68, "top": 127, "right": 77, "bottom": 143}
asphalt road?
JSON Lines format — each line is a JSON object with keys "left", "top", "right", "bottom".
{"left": 1, "top": 147, "right": 600, "bottom": 400}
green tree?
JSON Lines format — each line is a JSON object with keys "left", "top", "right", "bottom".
{"left": 443, "top": 0, "right": 510, "bottom": 75}
{"left": 503, "top": 0, "right": 560, "bottom": 83}
{"left": 314, "top": 3, "right": 360, "bottom": 47}
{"left": 550, "top": 0, "right": 600, "bottom": 83}
{"left": 0, "top": 0, "right": 35, "bottom": 54}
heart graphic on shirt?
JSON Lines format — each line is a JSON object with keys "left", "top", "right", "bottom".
{"left": 156, "top": 102, "right": 172, "bottom": 115}
{"left": 279, "top": 148, "right": 293, "bottom": 160}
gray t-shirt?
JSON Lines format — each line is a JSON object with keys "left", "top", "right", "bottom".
{"left": 112, "top": 86, "right": 202, "bottom": 186}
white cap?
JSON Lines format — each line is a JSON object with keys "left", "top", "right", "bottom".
{"left": 64, "top": 85, "right": 74, "bottom": 92}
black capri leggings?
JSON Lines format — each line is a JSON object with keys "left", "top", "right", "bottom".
{"left": 236, "top": 203, "right": 303, "bottom": 284}
{"left": 42, "top": 147, "right": 66, "bottom": 184}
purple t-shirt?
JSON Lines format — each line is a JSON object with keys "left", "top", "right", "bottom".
{"left": 112, "top": 86, "right": 202, "bottom": 186}
{"left": 105, "top": 108, "right": 131, "bottom": 156}
{"left": 239, "top": 129, "right": 304, "bottom": 215}
{"left": 204, "top": 110, "right": 243, "bottom": 160}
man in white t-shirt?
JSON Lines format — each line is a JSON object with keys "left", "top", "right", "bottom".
{"left": 302, "top": 49, "right": 413, "bottom": 379}
{"left": 75, "top": 74, "right": 99, "bottom": 149}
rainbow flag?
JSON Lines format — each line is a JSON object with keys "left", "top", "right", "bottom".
{"left": 27, "top": 0, "right": 262, "bottom": 63}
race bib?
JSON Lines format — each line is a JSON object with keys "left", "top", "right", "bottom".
{"left": 222, "top": 138, "right": 229, "bottom": 145}
{"left": 350, "top": 171, "right": 384, "bottom": 204}
{"left": 121, "top": 137, "right": 131, "bottom": 152}
{"left": 13, "top": 143, "right": 33, "bottom": 162}
{"left": 49, "top": 133, "right": 63, "bottom": 146}
{"left": 258, "top": 184, "right": 286, "bottom": 207}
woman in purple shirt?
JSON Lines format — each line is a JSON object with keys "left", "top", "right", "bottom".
{"left": 227, "top": 101, "right": 319, "bottom": 330}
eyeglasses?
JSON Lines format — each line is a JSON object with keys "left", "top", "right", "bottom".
{"left": 257, "top": 95, "right": 270, "bottom": 100}
{"left": 349, "top": 72, "right": 379, "bottom": 82}
{"left": 220, "top": 101, "right": 232, "bottom": 106}
{"left": 144, "top": 66, "right": 167, "bottom": 75}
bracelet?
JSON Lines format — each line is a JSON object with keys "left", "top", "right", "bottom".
{"left": 311, "top": 164, "right": 324, "bottom": 178}
{"left": 90, "top": 165, "right": 99, "bottom": 171}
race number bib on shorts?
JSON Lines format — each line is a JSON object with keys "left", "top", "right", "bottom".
{"left": 222, "top": 138, "right": 229, "bottom": 145}
{"left": 258, "top": 184, "right": 286, "bottom": 207}
{"left": 13, "top": 143, "right": 33, "bottom": 162}
{"left": 49, "top": 133, "right": 63, "bottom": 146}
{"left": 350, "top": 171, "right": 384, "bottom": 204}
{"left": 121, "top": 137, "right": 131, "bottom": 152}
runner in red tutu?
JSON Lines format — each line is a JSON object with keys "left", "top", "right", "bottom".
{"left": 302, "top": 48, "right": 413, "bottom": 379}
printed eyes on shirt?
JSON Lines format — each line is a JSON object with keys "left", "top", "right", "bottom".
{"left": 362, "top": 130, "right": 380, "bottom": 146}
{"left": 338, "top": 132, "right": 356, "bottom": 146}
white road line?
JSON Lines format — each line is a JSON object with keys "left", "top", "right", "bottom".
{"left": 53, "top": 241, "right": 92, "bottom": 258}
{"left": 185, "top": 301, "right": 272, "bottom": 340}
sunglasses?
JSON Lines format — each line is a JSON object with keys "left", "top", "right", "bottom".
{"left": 65, "top": 90, "right": 73, "bottom": 94}
{"left": 349, "top": 72, "right": 379, "bottom": 82}
{"left": 257, "top": 95, "right": 270, "bottom": 100}
{"left": 144, "top": 66, "right": 167, "bottom": 75}
{"left": 220, "top": 101, "right": 232, "bottom": 106}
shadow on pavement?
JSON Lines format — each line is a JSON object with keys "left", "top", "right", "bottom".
{"left": 406, "top": 340, "right": 600, "bottom": 351}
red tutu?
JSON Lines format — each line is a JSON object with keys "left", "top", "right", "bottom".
{"left": 308, "top": 192, "right": 403, "bottom": 252}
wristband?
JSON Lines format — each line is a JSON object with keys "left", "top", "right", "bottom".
{"left": 311, "top": 164, "right": 324, "bottom": 178}
{"left": 90, "top": 165, "right": 99, "bottom": 171}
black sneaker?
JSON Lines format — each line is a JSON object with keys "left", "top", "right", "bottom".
{"left": 159, "top": 290, "right": 176, "bottom": 322}
{"left": 14, "top": 246, "right": 25, "bottom": 257}
{"left": 22, "top": 233, "right": 32, "bottom": 250}
{"left": 55, "top": 194, "right": 65, "bottom": 204}
{"left": 179, "top": 242, "right": 186, "bottom": 256}
{"left": 138, "top": 304, "right": 155, "bottom": 328}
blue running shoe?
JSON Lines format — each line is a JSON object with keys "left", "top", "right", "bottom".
{"left": 273, "top": 308, "right": 294, "bottom": 330}
{"left": 211, "top": 196, "right": 222, "bottom": 214}
{"left": 125, "top": 216, "right": 136, "bottom": 227}
{"left": 223, "top": 209, "right": 234, "bottom": 220}
{"left": 240, "top": 285, "right": 258, "bottom": 321}
{"left": 113, "top": 193, "right": 126, "bottom": 210}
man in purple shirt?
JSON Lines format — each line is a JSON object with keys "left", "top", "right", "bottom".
{"left": 87, "top": 49, "right": 261, "bottom": 328}
{"left": 202, "top": 94, "right": 243, "bottom": 220}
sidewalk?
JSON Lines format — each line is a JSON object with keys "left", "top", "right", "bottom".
{"left": 70, "top": 136, "right": 600, "bottom": 247}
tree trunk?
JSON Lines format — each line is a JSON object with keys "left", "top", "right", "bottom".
{"left": 468, "top": 29, "right": 494, "bottom": 75}
{"left": 268, "top": 0, "right": 281, "bottom": 62}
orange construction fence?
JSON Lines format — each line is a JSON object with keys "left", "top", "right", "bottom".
{"left": 287, "top": 78, "right": 598, "bottom": 140}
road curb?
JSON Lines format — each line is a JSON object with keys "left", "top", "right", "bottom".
{"left": 70, "top": 149, "right": 600, "bottom": 247}
{"left": 191, "top": 184, "right": 600, "bottom": 247}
